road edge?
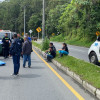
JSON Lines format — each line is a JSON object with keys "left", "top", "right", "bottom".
{"left": 33, "top": 45, "right": 100, "bottom": 100}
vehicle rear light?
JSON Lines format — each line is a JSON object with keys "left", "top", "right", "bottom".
{"left": 99, "top": 47, "right": 100, "bottom": 53}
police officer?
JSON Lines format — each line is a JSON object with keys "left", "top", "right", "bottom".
{"left": 17, "top": 34, "right": 24, "bottom": 45}
{"left": 2, "top": 33, "right": 11, "bottom": 59}
{"left": 17, "top": 34, "right": 24, "bottom": 57}
{"left": 10, "top": 34, "right": 22, "bottom": 76}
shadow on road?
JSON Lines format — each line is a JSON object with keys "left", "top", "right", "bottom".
{"left": 30, "top": 66, "right": 45, "bottom": 69}
{"left": 20, "top": 74, "right": 41, "bottom": 79}
{"left": 0, "top": 74, "right": 41, "bottom": 80}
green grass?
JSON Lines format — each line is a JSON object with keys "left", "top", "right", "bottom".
{"left": 32, "top": 41, "right": 41, "bottom": 49}
{"left": 66, "top": 39, "right": 93, "bottom": 47}
{"left": 50, "top": 35, "right": 94, "bottom": 48}
{"left": 55, "top": 53, "right": 100, "bottom": 89}
{"left": 32, "top": 41, "right": 100, "bottom": 89}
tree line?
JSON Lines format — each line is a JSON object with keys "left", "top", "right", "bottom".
{"left": 0, "top": 0, "right": 100, "bottom": 41}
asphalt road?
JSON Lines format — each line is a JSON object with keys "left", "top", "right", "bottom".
{"left": 0, "top": 48, "right": 98, "bottom": 100}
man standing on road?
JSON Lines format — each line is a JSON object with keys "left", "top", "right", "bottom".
{"left": 17, "top": 34, "right": 24, "bottom": 57}
{"left": 17, "top": 34, "right": 24, "bottom": 45}
{"left": 10, "top": 34, "right": 22, "bottom": 76}
{"left": 2, "top": 33, "right": 11, "bottom": 59}
{"left": 22, "top": 36, "right": 32, "bottom": 68}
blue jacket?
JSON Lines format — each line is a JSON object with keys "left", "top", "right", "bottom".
{"left": 10, "top": 38, "right": 22, "bottom": 56}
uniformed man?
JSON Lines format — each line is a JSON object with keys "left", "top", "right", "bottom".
{"left": 17, "top": 34, "right": 24, "bottom": 46}
{"left": 2, "top": 33, "right": 11, "bottom": 59}
{"left": 17, "top": 34, "right": 24, "bottom": 57}
{"left": 10, "top": 34, "right": 22, "bottom": 76}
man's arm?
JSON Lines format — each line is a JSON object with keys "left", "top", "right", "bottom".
{"left": 22, "top": 42, "right": 26, "bottom": 54}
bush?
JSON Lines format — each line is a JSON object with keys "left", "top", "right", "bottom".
{"left": 50, "top": 34, "right": 65, "bottom": 42}
{"left": 42, "top": 37, "right": 50, "bottom": 51}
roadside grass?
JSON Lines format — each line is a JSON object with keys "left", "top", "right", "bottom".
{"left": 32, "top": 41, "right": 41, "bottom": 49}
{"left": 66, "top": 39, "right": 93, "bottom": 48}
{"left": 50, "top": 35, "right": 94, "bottom": 48}
{"left": 32, "top": 41, "right": 100, "bottom": 89}
{"left": 55, "top": 53, "right": 100, "bottom": 89}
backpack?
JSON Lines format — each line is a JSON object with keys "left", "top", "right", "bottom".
{"left": 53, "top": 46, "right": 56, "bottom": 53}
{"left": 10, "top": 39, "right": 22, "bottom": 55}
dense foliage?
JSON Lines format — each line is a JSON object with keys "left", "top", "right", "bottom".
{"left": 0, "top": 0, "right": 100, "bottom": 41}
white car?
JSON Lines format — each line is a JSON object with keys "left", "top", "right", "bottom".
{"left": 88, "top": 39, "right": 100, "bottom": 65}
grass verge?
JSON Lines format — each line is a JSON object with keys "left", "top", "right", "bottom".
{"left": 50, "top": 35, "right": 94, "bottom": 48}
{"left": 33, "top": 41, "right": 100, "bottom": 89}
{"left": 32, "top": 41, "right": 41, "bottom": 49}
{"left": 55, "top": 53, "right": 100, "bottom": 89}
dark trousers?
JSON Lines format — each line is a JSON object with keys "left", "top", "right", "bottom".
{"left": 13, "top": 55, "right": 20, "bottom": 75}
{"left": 47, "top": 55, "right": 54, "bottom": 61}
{"left": 3, "top": 48, "right": 9, "bottom": 58}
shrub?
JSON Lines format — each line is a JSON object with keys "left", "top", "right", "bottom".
{"left": 42, "top": 37, "right": 50, "bottom": 51}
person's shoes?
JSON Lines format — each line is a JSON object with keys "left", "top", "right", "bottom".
{"left": 4, "top": 57, "right": 7, "bottom": 59}
{"left": 60, "top": 54, "right": 63, "bottom": 57}
{"left": 11, "top": 73, "right": 15, "bottom": 76}
{"left": 28, "top": 66, "right": 31, "bottom": 68}
{"left": 11, "top": 74, "right": 18, "bottom": 77}
{"left": 23, "top": 66, "right": 26, "bottom": 68}
{"left": 16, "top": 74, "right": 19, "bottom": 76}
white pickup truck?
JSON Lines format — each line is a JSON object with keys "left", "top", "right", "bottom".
{"left": 88, "top": 38, "right": 100, "bottom": 65}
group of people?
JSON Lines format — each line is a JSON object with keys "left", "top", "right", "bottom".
{"left": 45, "top": 42, "right": 69, "bottom": 61}
{"left": 2, "top": 33, "right": 32, "bottom": 76}
{"left": 2, "top": 33, "right": 69, "bottom": 76}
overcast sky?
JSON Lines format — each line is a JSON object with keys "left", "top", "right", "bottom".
{"left": 0, "top": 0, "right": 4, "bottom": 1}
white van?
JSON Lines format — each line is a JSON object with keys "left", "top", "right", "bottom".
{"left": 88, "top": 37, "right": 100, "bottom": 65}
{"left": 0, "top": 30, "right": 16, "bottom": 54}
{"left": 0, "top": 30, "right": 15, "bottom": 44}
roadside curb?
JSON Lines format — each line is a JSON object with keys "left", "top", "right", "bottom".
{"left": 33, "top": 46, "right": 100, "bottom": 100}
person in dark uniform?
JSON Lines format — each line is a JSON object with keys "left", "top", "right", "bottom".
{"left": 17, "top": 34, "right": 24, "bottom": 45}
{"left": 2, "top": 33, "right": 11, "bottom": 59}
{"left": 10, "top": 34, "right": 22, "bottom": 76}
{"left": 17, "top": 34, "right": 24, "bottom": 57}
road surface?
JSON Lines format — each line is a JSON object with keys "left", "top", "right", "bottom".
{"left": 0, "top": 48, "right": 98, "bottom": 100}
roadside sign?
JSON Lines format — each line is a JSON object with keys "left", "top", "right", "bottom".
{"left": 29, "top": 29, "right": 33, "bottom": 34}
{"left": 29, "top": 29, "right": 33, "bottom": 38}
{"left": 52, "top": 33, "right": 55, "bottom": 36}
{"left": 36, "top": 27, "right": 42, "bottom": 33}
{"left": 96, "top": 31, "right": 100, "bottom": 36}
{"left": 36, "top": 27, "right": 42, "bottom": 39}
{"left": 22, "top": 32, "right": 24, "bottom": 36}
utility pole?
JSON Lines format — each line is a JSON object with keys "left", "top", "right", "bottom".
{"left": 24, "top": 6, "right": 26, "bottom": 37}
{"left": 42, "top": 0, "right": 45, "bottom": 40}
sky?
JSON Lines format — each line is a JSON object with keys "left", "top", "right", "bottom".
{"left": 0, "top": 0, "right": 4, "bottom": 1}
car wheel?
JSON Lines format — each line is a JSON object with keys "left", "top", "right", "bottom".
{"left": 89, "top": 52, "right": 98, "bottom": 65}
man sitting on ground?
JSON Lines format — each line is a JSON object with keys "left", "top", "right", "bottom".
{"left": 47, "top": 47, "right": 56, "bottom": 62}
{"left": 46, "top": 43, "right": 56, "bottom": 53}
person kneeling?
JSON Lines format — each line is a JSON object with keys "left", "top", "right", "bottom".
{"left": 47, "top": 47, "right": 56, "bottom": 62}
{"left": 58, "top": 43, "right": 69, "bottom": 57}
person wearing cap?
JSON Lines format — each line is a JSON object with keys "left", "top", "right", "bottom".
{"left": 2, "top": 33, "right": 11, "bottom": 59}
{"left": 47, "top": 47, "right": 56, "bottom": 61}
